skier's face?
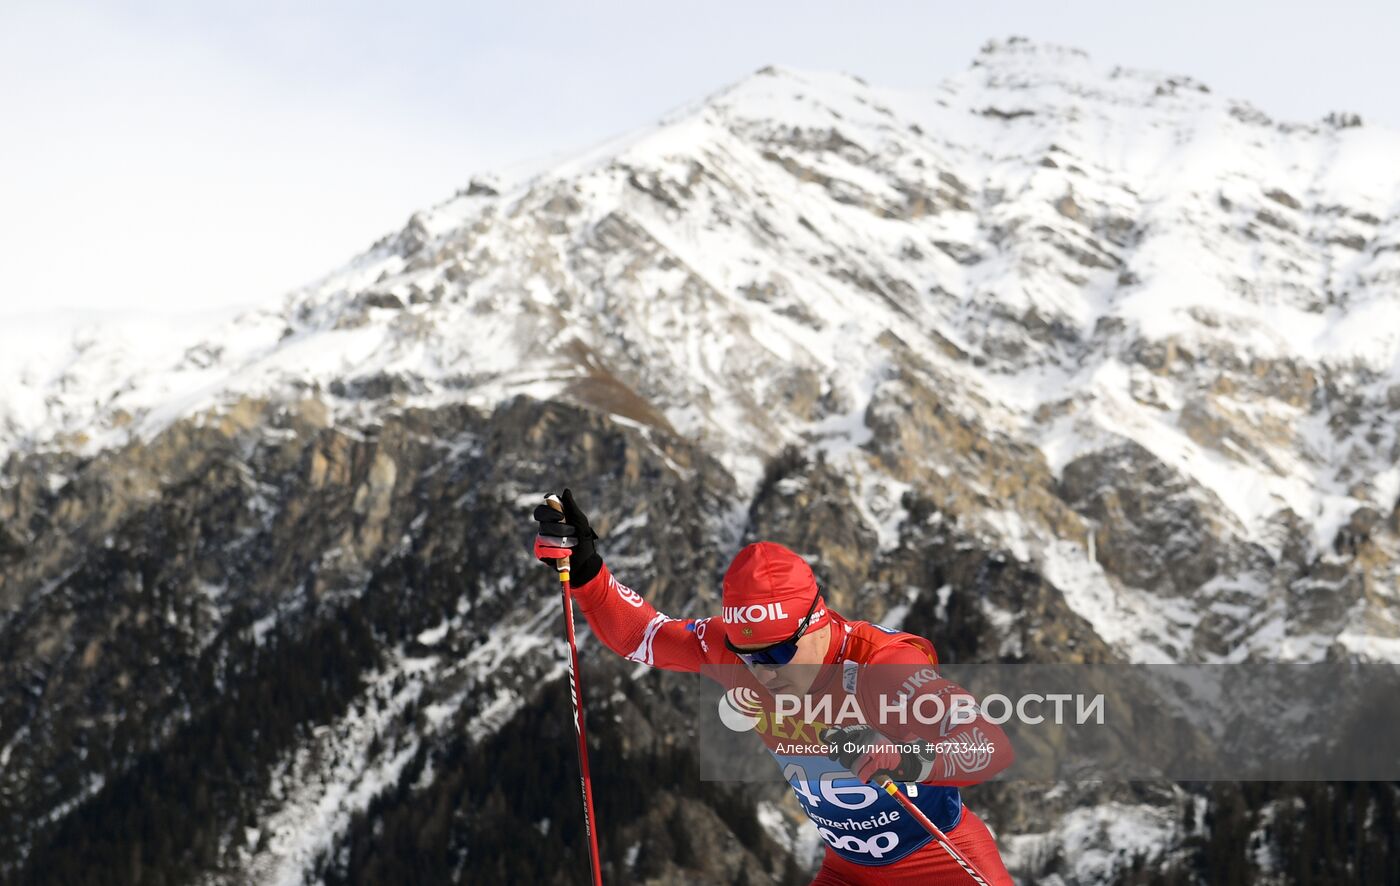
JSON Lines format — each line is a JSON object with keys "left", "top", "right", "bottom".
{"left": 737, "top": 623, "right": 832, "bottom": 696}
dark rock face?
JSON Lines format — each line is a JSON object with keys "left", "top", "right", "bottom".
{"left": 743, "top": 450, "right": 878, "bottom": 613}
{"left": 3, "top": 389, "right": 1398, "bottom": 883}
{"left": 0, "top": 397, "right": 750, "bottom": 883}
{"left": 0, "top": 390, "right": 1163, "bottom": 884}
{"left": 1058, "top": 442, "right": 1232, "bottom": 596}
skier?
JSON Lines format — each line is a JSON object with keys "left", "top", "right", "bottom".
{"left": 534, "top": 489, "right": 1015, "bottom": 885}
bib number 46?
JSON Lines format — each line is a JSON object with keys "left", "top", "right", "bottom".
{"left": 783, "top": 763, "right": 880, "bottom": 809}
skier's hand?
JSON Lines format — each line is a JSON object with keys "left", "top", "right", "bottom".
{"left": 823, "top": 724, "right": 931, "bottom": 784}
{"left": 532, "top": 488, "right": 602, "bottom": 586}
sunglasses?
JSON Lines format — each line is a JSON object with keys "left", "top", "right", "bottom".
{"left": 724, "top": 594, "right": 820, "bottom": 668}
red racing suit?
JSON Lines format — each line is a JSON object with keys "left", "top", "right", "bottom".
{"left": 572, "top": 564, "right": 1015, "bottom": 882}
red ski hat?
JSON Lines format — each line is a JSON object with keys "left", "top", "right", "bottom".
{"left": 721, "top": 542, "right": 829, "bottom": 645}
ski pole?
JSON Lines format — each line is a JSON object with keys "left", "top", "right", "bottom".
{"left": 538, "top": 493, "right": 605, "bottom": 886}
{"left": 874, "top": 775, "right": 996, "bottom": 885}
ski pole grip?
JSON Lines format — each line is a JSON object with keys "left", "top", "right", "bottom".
{"left": 544, "top": 494, "right": 572, "bottom": 577}
{"left": 545, "top": 494, "right": 565, "bottom": 519}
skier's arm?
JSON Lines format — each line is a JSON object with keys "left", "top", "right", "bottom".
{"left": 856, "top": 644, "right": 1015, "bottom": 787}
{"left": 534, "top": 489, "right": 711, "bottom": 673}
{"left": 570, "top": 563, "right": 713, "bottom": 673}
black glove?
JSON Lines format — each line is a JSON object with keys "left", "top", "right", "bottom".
{"left": 532, "top": 488, "right": 603, "bottom": 586}
{"left": 823, "top": 724, "right": 934, "bottom": 784}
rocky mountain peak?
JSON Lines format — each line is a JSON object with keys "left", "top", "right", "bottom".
{"left": 4, "top": 42, "right": 1400, "bottom": 667}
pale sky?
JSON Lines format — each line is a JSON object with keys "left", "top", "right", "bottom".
{"left": 2, "top": 0, "right": 1395, "bottom": 318}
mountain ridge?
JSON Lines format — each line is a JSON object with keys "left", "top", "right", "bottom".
{"left": 3, "top": 38, "right": 1400, "bottom": 883}
{"left": 6, "top": 38, "right": 1397, "bottom": 664}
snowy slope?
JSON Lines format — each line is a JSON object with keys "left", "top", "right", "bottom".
{"left": 4, "top": 38, "right": 1399, "bottom": 665}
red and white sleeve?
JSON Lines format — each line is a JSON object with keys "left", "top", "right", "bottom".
{"left": 571, "top": 562, "right": 715, "bottom": 673}
{"left": 861, "top": 643, "right": 1016, "bottom": 787}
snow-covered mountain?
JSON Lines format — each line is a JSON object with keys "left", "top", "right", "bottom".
{"left": 9, "top": 38, "right": 1399, "bottom": 664}
{"left": 3, "top": 37, "right": 1399, "bottom": 884}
